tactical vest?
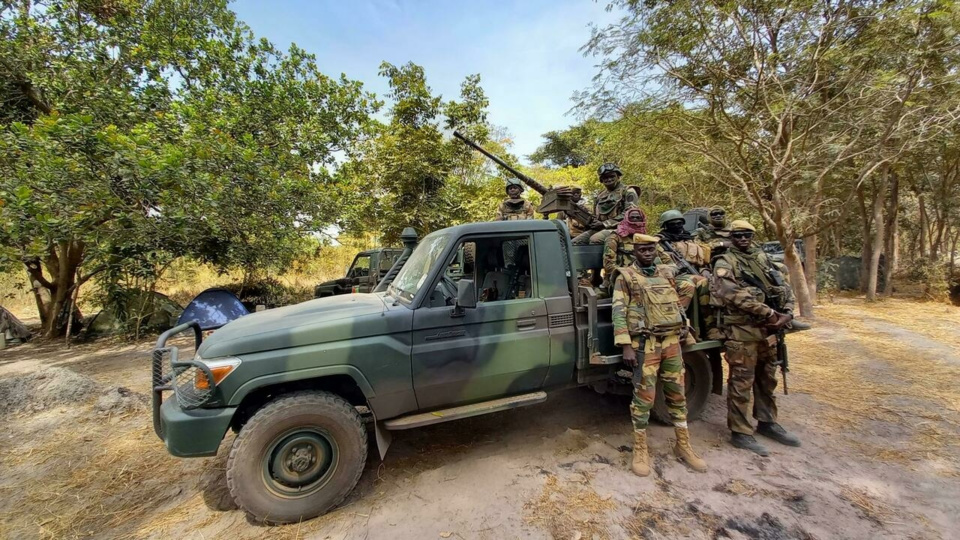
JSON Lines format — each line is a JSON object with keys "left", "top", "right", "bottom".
{"left": 594, "top": 184, "right": 635, "bottom": 221}
{"left": 673, "top": 240, "right": 710, "bottom": 267}
{"left": 499, "top": 199, "right": 531, "bottom": 220}
{"left": 618, "top": 266, "right": 685, "bottom": 336}
{"left": 711, "top": 251, "right": 781, "bottom": 325}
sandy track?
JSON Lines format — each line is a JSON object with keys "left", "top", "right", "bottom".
{"left": 0, "top": 298, "right": 957, "bottom": 539}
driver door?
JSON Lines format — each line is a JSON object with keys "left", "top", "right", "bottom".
{"left": 411, "top": 235, "right": 550, "bottom": 409}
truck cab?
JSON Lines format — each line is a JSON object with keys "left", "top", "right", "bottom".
{"left": 313, "top": 248, "right": 403, "bottom": 298}
{"left": 151, "top": 220, "right": 723, "bottom": 524}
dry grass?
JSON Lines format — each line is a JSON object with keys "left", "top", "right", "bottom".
{"left": 524, "top": 475, "right": 618, "bottom": 540}
{"left": 789, "top": 299, "right": 960, "bottom": 469}
{"left": 840, "top": 488, "right": 895, "bottom": 525}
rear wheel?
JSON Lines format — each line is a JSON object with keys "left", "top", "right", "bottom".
{"left": 226, "top": 391, "right": 367, "bottom": 524}
{"left": 652, "top": 350, "right": 712, "bottom": 423}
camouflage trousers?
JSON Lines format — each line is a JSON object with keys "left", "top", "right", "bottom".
{"left": 631, "top": 334, "right": 687, "bottom": 430}
{"left": 572, "top": 228, "right": 615, "bottom": 245}
{"left": 723, "top": 337, "right": 779, "bottom": 435}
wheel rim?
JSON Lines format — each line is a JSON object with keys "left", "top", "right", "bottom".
{"left": 262, "top": 428, "right": 339, "bottom": 498}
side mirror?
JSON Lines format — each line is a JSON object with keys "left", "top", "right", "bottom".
{"left": 452, "top": 279, "right": 476, "bottom": 317}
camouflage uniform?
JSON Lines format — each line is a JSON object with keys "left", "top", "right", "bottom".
{"left": 612, "top": 261, "right": 688, "bottom": 429}
{"left": 495, "top": 198, "right": 535, "bottom": 221}
{"left": 656, "top": 241, "right": 713, "bottom": 335}
{"left": 713, "top": 247, "right": 796, "bottom": 435}
{"left": 572, "top": 182, "right": 639, "bottom": 245}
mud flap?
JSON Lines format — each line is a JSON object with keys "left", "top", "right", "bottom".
{"left": 374, "top": 418, "right": 392, "bottom": 460}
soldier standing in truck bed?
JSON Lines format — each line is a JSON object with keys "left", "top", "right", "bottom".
{"left": 559, "top": 187, "right": 587, "bottom": 238}
{"left": 495, "top": 179, "right": 535, "bottom": 221}
{"left": 657, "top": 210, "right": 718, "bottom": 339}
{"left": 712, "top": 219, "right": 801, "bottom": 457}
{"left": 572, "top": 163, "right": 639, "bottom": 245}
{"left": 696, "top": 206, "right": 732, "bottom": 259}
{"left": 602, "top": 208, "right": 647, "bottom": 288}
{"left": 612, "top": 234, "right": 708, "bottom": 476}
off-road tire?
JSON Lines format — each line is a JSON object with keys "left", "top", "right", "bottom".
{"left": 226, "top": 391, "right": 367, "bottom": 524}
{"left": 462, "top": 242, "right": 476, "bottom": 275}
{"left": 652, "top": 350, "right": 712, "bottom": 423}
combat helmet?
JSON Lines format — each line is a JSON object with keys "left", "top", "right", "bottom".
{"left": 597, "top": 163, "right": 622, "bottom": 177}
{"left": 658, "top": 209, "right": 685, "bottom": 228}
{"left": 505, "top": 178, "right": 524, "bottom": 194}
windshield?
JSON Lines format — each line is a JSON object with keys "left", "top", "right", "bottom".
{"left": 388, "top": 232, "right": 450, "bottom": 304}
{"left": 349, "top": 254, "right": 371, "bottom": 277}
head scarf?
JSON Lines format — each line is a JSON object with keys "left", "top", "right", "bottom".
{"left": 616, "top": 208, "right": 647, "bottom": 237}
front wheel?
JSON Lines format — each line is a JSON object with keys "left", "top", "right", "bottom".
{"left": 652, "top": 350, "right": 712, "bottom": 423}
{"left": 226, "top": 391, "right": 368, "bottom": 524}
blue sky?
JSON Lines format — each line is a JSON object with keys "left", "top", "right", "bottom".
{"left": 231, "top": 0, "right": 619, "bottom": 161}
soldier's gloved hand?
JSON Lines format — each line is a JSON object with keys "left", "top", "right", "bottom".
{"left": 622, "top": 345, "right": 638, "bottom": 368}
{"left": 767, "top": 311, "right": 792, "bottom": 329}
{"left": 590, "top": 220, "right": 606, "bottom": 231}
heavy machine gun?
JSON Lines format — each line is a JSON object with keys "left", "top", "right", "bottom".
{"left": 454, "top": 131, "right": 598, "bottom": 230}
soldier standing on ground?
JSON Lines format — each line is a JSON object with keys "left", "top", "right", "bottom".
{"left": 612, "top": 234, "right": 707, "bottom": 476}
{"left": 712, "top": 220, "right": 801, "bottom": 456}
{"left": 572, "top": 163, "right": 639, "bottom": 245}
{"left": 495, "top": 179, "right": 535, "bottom": 221}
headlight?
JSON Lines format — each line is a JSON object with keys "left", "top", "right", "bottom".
{"left": 194, "top": 356, "right": 242, "bottom": 389}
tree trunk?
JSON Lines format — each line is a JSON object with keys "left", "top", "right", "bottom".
{"left": 950, "top": 226, "right": 959, "bottom": 280}
{"left": 866, "top": 166, "right": 889, "bottom": 301}
{"left": 804, "top": 233, "right": 818, "bottom": 305}
{"left": 22, "top": 241, "right": 86, "bottom": 339}
{"left": 783, "top": 239, "right": 814, "bottom": 317}
{"left": 918, "top": 194, "right": 929, "bottom": 259}
{"left": 882, "top": 172, "right": 899, "bottom": 296}
{"left": 857, "top": 185, "right": 873, "bottom": 293}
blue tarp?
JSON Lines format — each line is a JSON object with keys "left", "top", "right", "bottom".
{"left": 177, "top": 288, "right": 249, "bottom": 331}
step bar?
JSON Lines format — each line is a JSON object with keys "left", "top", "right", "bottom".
{"left": 383, "top": 391, "right": 548, "bottom": 431}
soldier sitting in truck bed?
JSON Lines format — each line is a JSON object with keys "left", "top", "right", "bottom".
{"left": 572, "top": 163, "right": 639, "bottom": 245}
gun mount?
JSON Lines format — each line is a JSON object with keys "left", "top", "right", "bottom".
{"left": 454, "top": 131, "right": 597, "bottom": 229}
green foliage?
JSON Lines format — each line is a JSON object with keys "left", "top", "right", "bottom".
{"left": 338, "top": 62, "right": 497, "bottom": 243}
{"left": 0, "top": 0, "right": 377, "bottom": 334}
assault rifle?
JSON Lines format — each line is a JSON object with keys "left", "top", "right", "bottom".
{"left": 739, "top": 268, "right": 791, "bottom": 395}
{"left": 454, "top": 131, "right": 599, "bottom": 230}
{"left": 659, "top": 239, "right": 699, "bottom": 277}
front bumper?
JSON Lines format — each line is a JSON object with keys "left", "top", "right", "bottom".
{"left": 152, "top": 321, "right": 232, "bottom": 457}
{"left": 159, "top": 398, "right": 235, "bottom": 457}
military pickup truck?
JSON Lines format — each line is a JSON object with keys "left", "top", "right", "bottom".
{"left": 151, "top": 220, "right": 725, "bottom": 524}
{"left": 313, "top": 248, "right": 403, "bottom": 298}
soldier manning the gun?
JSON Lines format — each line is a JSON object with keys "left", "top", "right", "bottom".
{"left": 657, "top": 210, "right": 718, "bottom": 339}
{"left": 572, "top": 163, "right": 639, "bottom": 245}
{"left": 712, "top": 220, "right": 801, "bottom": 456}
{"left": 613, "top": 234, "right": 707, "bottom": 476}
{"left": 602, "top": 208, "right": 647, "bottom": 288}
{"left": 495, "top": 179, "right": 535, "bottom": 221}
{"left": 559, "top": 187, "right": 587, "bottom": 238}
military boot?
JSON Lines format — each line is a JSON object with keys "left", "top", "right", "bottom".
{"left": 631, "top": 430, "right": 650, "bottom": 477}
{"left": 787, "top": 319, "right": 811, "bottom": 331}
{"left": 673, "top": 427, "right": 708, "bottom": 472}
{"left": 731, "top": 432, "right": 770, "bottom": 456}
{"left": 757, "top": 422, "right": 801, "bottom": 447}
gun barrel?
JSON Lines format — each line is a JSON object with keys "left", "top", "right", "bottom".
{"left": 453, "top": 131, "right": 549, "bottom": 195}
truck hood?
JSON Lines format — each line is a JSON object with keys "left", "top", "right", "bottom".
{"left": 196, "top": 294, "right": 388, "bottom": 358}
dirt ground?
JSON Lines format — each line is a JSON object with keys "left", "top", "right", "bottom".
{"left": 1, "top": 297, "right": 958, "bottom": 540}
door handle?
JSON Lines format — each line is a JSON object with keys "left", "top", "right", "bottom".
{"left": 517, "top": 318, "right": 537, "bottom": 330}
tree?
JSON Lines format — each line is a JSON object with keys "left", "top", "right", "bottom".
{"left": 0, "top": 0, "right": 376, "bottom": 337}
{"left": 581, "top": 0, "right": 960, "bottom": 313}
{"left": 338, "top": 62, "right": 494, "bottom": 243}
